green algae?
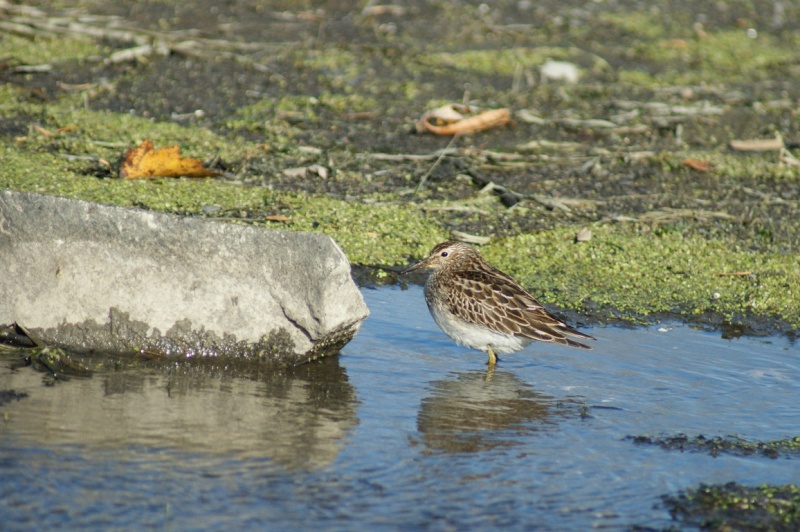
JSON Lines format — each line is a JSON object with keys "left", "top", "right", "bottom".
{"left": 664, "top": 482, "right": 800, "bottom": 530}
{"left": 285, "top": 196, "right": 447, "bottom": 265}
{"left": 301, "top": 48, "right": 365, "bottom": 91}
{"left": 595, "top": 12, "right": 668, "bottom": 41}
{"left": 618, "top": 29, "right": 799, "bottom": 87}
{"left": 228, "top": 92, "right": 378, "bottom": 131}
{"left": 630, "top": 433, "right": 800, "bottom": 459}
{"left": 671, "top": 149, "right": 800, "bottom": 182}
{"left": 23, "top": 346, "right": 93, "bottom": 382}
{"left": 0, "top": 33, "right": 107, "bottom": 65}
{"left": 21, "top": 107, "right": 239, "bottom": 157}
{"left": 0, "top": 84, "right": 19, "bottom": 105}
{"left": 481, "top": 225, "right": 800, "bottom": 327}
{"left": 568, "top": 7, "right": 800, "bottom": 89}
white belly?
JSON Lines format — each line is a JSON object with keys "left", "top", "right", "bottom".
{"left": 428, "top": 302, "right": 530, "bottom": 355}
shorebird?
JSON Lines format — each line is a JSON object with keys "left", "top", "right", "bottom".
{"left": 403, "top": 241, "right": 594, "bottom": 366}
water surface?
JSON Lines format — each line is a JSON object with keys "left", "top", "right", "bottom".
{"left": 1, "top": 286, "right": 798, "bottom": 529}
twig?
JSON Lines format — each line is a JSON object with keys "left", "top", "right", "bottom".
{"left": 414, "top": 134, "right": 459, "bottom": 194}
{"left": 0, "top": 3, "right": 296, "bottom": 71}
{"left": 366, "top": 149, "right": 460, "bottom": 162}
{"left": 420, "top": 205, "right": 491, "bottom": 215}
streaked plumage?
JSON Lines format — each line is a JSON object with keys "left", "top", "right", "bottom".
{"left": 403, "top": 241, "right": 594, "bottom": 365}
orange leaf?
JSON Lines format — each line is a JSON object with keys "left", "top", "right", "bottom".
{"left": 119, "top": 139, "right": 219, "bottom": 179}
{"left": 417, "top": 108, "right": 511, "bottom": 135}
{"left": 682, "top": 158, "right": 711, "bottom": 172}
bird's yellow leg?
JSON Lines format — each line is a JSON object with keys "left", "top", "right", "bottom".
{"left": 487, "top": 346, "right": 498, "bottom": 367}
{"left": 485, "top": 346, "right": 498, "bottom": 381}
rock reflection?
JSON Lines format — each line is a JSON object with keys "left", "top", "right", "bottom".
{"left": 417, "top": 370, "right": 579, "bottom": 453}
{"left": 0, "top": 356, "right": 358, "bottom": 470}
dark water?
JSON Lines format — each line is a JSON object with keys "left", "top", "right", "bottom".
{"left": 1, "top": 285, "right": 798, "bottom": 530}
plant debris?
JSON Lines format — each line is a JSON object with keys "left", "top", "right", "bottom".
{"left": 663, "top": 482, "right": 800, "bottom": 531}
{"left": 119, "top": 139, "right": 219, "bottom": 179}
{"left": 416, "top": 104, "right": 511, "bottom": 135}
{"left": 682, "top": 158, "right": 712, "bottom": 172}
{"left": 629, "top": 433, "right": 800, "bottom": 459}
{"left": 729, "top": 137, "right": 785, "bottom": 152}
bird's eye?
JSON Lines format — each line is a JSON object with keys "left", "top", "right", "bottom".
{"left": 441, "top": 251, "right": 448, "bottom": 257}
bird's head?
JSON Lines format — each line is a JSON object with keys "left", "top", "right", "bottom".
{"left": 402, "top": 241, "right": 480, "bottom": 274}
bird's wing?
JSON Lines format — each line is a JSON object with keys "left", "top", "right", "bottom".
{"left": 445, "top": 266, "right": 594, "bottom": 348}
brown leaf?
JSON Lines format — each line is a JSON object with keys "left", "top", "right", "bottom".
{"left": 682, "top": 158, "right": 711, "bottom": 172}
{"left": 265, "top": 215, "right": 290, "bottom": 222}
{"left": 119, "top": 139, "right": 219, "bottom": 179}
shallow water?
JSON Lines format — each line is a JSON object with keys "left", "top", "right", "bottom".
{"left": 1, "top": 285, "right": 798, "bottom": 530}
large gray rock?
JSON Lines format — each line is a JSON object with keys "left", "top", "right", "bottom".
{"left": 0, "top": 190, "right": 369, "bottom": 365}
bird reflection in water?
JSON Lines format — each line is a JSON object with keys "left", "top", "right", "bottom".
{"left": 416, "top": 370, "right": 584, "bottom": 453}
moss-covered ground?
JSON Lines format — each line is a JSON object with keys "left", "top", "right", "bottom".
{"left": 2, "top": 0, "right": 799, "bottom": 335}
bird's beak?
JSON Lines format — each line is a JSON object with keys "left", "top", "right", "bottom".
{"left": 401, "top": 258, "right": 429, "bottom": 274}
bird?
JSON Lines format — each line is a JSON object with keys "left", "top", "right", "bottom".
{"left": 402, "top": 241, "right": 594, "bottom": 366}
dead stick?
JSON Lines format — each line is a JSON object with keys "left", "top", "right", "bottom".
{"left": 414, "top": 134, "right": 460, "bottom": 194}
